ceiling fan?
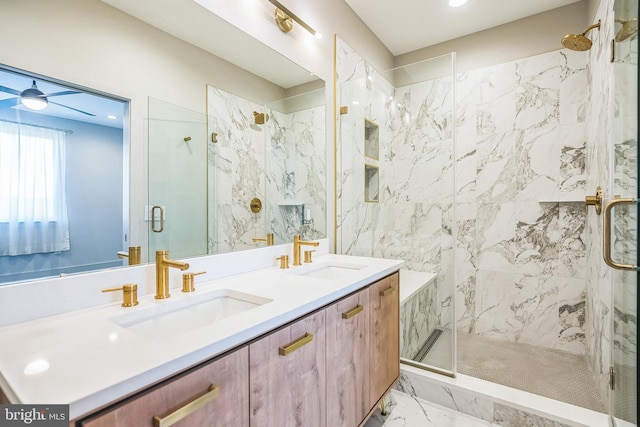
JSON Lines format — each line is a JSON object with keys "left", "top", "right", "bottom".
{"left": 0, "top": 80, "right": 95, "bottom": 116}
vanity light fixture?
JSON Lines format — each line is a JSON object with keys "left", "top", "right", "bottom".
{"left": 268, "top": 0, "right": 322, "bottom": 39}
{"left": 449, "top": 0, "right": 468, "bottom": 7}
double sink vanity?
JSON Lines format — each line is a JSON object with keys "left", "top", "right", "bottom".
{"left": 0, "top": 239, "right": 403, "bottom": 426}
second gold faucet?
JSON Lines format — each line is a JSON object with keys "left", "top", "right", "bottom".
{"left": 292, "top": 235, "right": 319, "bottom": 266}
{"left": 155, "top": 250, "right": 190, "bottom": 299}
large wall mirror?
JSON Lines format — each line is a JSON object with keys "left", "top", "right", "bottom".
{"left": 0, "top": 0, "right": 326, "bottom": 285}
{"left": 0, "top": 66, "right": 129, "bottom": 284}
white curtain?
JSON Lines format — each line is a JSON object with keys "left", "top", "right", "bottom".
{"left": 0, "top": 121, "right": 70, "bottom": 256}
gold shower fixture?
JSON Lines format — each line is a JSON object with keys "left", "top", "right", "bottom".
{"left": 268, "top": 0, "right": 322, "bottom": 39}
{"left": 615, "top": 18, "right": 638, "bottom": 42}
{"left": 253, "top": 111, "right": 269, "bottom": 124}
{"left": 561, "top": 20, "right": 601, "bottom": 51}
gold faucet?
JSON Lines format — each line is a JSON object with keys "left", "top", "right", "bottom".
{"left": 292, "top": 235, "right": 319, "bottom": 266}
{"left": 155, "top": 250, "right": 190, "bottom": 299}
{"left": 253, "top": 233, "right": 275, "bottom": 246}
{"left": 117, "top": 246, "right": 141, "bottom": 265}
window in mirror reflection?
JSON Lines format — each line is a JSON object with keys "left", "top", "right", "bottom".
{"left": 0, "top": 66, "right": 129, "bottom": 284}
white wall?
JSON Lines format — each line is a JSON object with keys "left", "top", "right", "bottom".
{"left": 395, "top": 2, "right": 590, "bottom": 73}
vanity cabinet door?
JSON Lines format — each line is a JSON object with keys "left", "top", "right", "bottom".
{"left": 368, "top": 272, "right": 400, "bottom": 409}
{"left": 325, "top": 288, "right": 370, "bottom": 427}
{"left": 249, "top": 309, "right": 326, "bottom": 427}
{"left": 80, "top": 346, "right": 249, "bottom": 427}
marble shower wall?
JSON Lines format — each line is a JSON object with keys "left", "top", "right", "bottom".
{"left": 207, "top": 86, "right": 266, "bottom": 254}
{"left": 456, "top": 49, "right": 590, "bottom": 355}
{"left": 336, "top": 37, "right": 591, "bottom": 353}
{"left": 266, "top": 107, "right": 326, "bottom": 244}
{"left": 336, "top": 37, "right": 456, "bottom": 331}
{"left": 207, "top": 86, "right": 325, "bottom": 253}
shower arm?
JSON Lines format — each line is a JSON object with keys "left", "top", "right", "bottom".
{"left": 581, "top": 22, "right": 601, "bottom": 35}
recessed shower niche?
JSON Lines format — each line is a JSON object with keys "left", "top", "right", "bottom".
{"left": 364, "top": 164, "right": 379, "bottom": 203}
{"left": 364, "top": 118, "right": 379, "bottom": 160}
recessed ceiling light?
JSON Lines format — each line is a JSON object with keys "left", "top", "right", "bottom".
{"left": 107, "top": 115, "right": 118, "bottom": 120}
{"left": 449, "top": 0, "right": 467, "bottom": 7}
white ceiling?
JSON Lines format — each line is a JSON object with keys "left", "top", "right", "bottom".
{"left": 344, "top": 0, "right": 582, "bottom": 55}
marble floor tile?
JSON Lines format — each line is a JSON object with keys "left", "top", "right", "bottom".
{"left": 365, "top": 390, "right": 498, "bottom": 427}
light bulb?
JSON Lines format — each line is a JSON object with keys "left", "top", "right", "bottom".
{"left": 21, "top": 96, "right": 48, "bottom": 111}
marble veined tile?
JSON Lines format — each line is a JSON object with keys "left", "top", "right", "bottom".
{"left": 474, "top": 270, "right": 559, "bottom": 349}
{"left": 396, "top": 371, "right": 494, "bottom": 422}
{"left": 557, "top": 203, "right": 587, "bottom": 279}
{"left": 476, "top": 202, "right": 559, "bottom": 276}
{"left": 493, "top": 403, "right": 572, "bottom": 427}
{"left": 515, "top": 52, "right": 561, "bottom": 131}
{"left": 365, "top": 390, "right": 497, "bottom": 427}
{"left": 559, "top": 50, "right": 588, "bottom": 125}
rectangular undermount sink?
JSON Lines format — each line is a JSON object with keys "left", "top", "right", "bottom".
{"left": 288, "top": 262, "right": 367, "bottom": 280}
{"left": 111, "top": 289, "right": 272, "bottom": 340}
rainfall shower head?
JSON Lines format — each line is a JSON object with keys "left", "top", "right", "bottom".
{"left": 253, "top": 111, "right": 269, "bottom": 125}
{"left": 561, "top": 20, "right": 601, "bottom": 51}
{"left": 615, "top": 18, "right": 638, "bottom": 42}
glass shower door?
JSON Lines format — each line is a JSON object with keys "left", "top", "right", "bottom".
{"left": 611, "top": 0, "right": 638, "bottom": 424}
{"left": 148, "top": 98, "right": 208, "bottom": 261}
{"left": 335, "top": 35, "right": 457, "bottom": 375}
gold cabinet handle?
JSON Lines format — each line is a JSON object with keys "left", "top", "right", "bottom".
{"left": 278, "top": 332, "right": 313, "bottom": 356}
{"left": 152, "top": 384, "right": 219, "bottom": 427}
{"left": 603, "top": 197, "right": 638, "bottom": 271}
{"left": 379, "top": 286, "right": 395, "bottom": 297}
{"left": 342, "top": 304, "right": 363, "bottom": 319}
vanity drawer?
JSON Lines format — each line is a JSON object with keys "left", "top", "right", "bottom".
{"left": 80, "top": 346, "right": 248, "bottom": 427}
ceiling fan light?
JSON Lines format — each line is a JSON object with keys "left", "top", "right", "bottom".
{"left": 21, "top": 95, "right": 48, "bottom": 111}
{"left": 449, "top": 0, "right": 467, "bottom": 7}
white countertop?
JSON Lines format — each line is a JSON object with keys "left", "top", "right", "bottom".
{"left": 0, "top": 253, "right": 403, "bottom": 420}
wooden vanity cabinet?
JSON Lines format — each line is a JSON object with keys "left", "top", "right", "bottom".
{"left": 72, "top": 270, "right": 400, "bottom": 427}
{"left": 325, "top": 288, "right": 370, "bottom": 427}
{"left": 368, "top": 272, "right": 400, "bottom": 410}
{"left": 80, "top": 346, "right": 249, "bottom": 427}
{"left": 249, "top": 309, "right": 326, "bottom": 427}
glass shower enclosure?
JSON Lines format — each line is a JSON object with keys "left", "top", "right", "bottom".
{"left": 336, "top": 36, "right": 457, "bottom": 375}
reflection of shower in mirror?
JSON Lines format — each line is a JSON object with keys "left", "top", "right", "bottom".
{"left": 253, "top": 111, "right": 269, "bottom": 124}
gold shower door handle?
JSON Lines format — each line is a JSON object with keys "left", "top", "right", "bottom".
{"left": 603, "top": 196, "right": 638, "bottom": 271}
{"left": 151, "top": 205, "right": 164, "bottom": 233}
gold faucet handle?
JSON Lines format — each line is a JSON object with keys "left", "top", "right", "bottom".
{"left": 276, "top": 255, "right": 289, "bottom": 269}
{"left": 253, "top": 233, "right": 275, "bottom": 246}
{"left": 102, "top": 284, "right": 139, "bottom": 307}
{"left": 117, "top": 246, "right": 141, "bottom": 265}
{"left": 304, "top": 250, "right": 316, "bottom": 263}
{"left": 182, "top": 271, "right": 206, "bottom": 293}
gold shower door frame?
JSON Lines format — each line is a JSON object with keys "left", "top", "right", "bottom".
{"left": 610, "top": 0, "right": 638, "bottom": 424}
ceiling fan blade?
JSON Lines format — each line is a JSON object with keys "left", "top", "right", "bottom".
{"left": 0, "top": 85, "right": 22, "bottom": 96}
{"left": 49, "top": 101, "right": 95, "bottom": 116}
{"left": 44, "top": 90, "right": 81, "bottom": 98}
{"left": 0, "top": 97, "right": 21, "bottom": 109}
